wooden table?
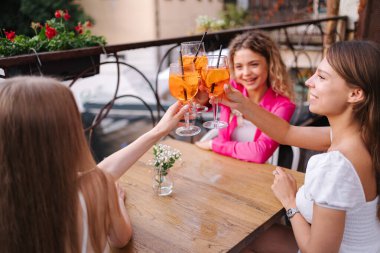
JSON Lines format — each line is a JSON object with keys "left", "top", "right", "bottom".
{"left": 115, "top": 139, "right": 304, "bottom": 253}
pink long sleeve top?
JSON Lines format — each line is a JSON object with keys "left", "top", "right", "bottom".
{"left": 211, "top": 80, "right": 296, "bottom": 163}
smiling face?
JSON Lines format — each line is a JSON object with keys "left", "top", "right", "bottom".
{"left": 306, "top": 58, "right": 355, "bottom": 116}
{"left": 233, "top": 48, "right": 269, "bottom": 94}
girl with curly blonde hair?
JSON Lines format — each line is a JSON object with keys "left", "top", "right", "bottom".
{"left": 196, "top": 30, "right": 295, "bottom": 163}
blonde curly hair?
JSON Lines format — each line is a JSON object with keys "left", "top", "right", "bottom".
{"left": 228, "top": 30, "right": 294, "bottom": 100}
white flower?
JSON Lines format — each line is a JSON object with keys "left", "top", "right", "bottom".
{"left": 148, "top": 144, "right": 182, "bottom": 175}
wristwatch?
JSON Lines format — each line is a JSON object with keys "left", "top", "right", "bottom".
{"left": 286, "top": 207, "right": 300, "bottom": 219}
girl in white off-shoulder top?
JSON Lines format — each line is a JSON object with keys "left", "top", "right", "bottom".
{"left": 296, "top": 151, "right": 380, "bottom": 252}
{"left": 217, "top": 40, "right": 380, "bottom": 252}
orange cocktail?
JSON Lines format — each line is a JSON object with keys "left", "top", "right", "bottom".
{"left": 204, "top": 67, "right": 230, "bottom": 97}
{"left": 202, "top": 55, "right": 230, "bottom": 129}
{"left": 183, "top": 55, "right": 207, "bottom": 85}
{"left": 169, "top": 72, "right": 199, "bottom": 102}
{"left": 181, "top": 41, "right": 208, "bottom": 112}
{"left": 182, "top": 55, "right": 208, "bottom": 72}
{"left": 168, "top": 62, "right": 201, "bottom": 136}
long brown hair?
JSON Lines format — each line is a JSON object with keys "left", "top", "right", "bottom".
{"left": 327, "top": 40, "right": 380, "bottom": 220}
{"left": 0, "top": 77, "right": 120, "bottom": 252}
{"left": 228, "top": 30, "right": 294, "bottom": 100}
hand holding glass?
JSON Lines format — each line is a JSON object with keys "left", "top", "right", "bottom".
{"left": 169, "top": 62, "right": 201, "bottom": 136}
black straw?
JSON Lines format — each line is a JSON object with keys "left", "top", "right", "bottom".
{"left": 216, "top": 44, "right": 223, "bottom": 67}
{"left": 183, "top": 88, "right": 188, "bottom": 100}
{"left": 211, "top": 45, "right": 223, "bottom": 94}
{"left": 193, "top": 31, "right": 207, "bottom": 63}
{"left": 211, "top": 83, "right": 215, "bottom": 93}
{"left": 179, "top": 50, "right": 184, "bottom": 76}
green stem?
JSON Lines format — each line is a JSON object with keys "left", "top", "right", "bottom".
{"left": 155, "top": 167, "right": 163, "bottom": 194}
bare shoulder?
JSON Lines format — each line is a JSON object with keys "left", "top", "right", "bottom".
{"left": 336, "top": 140, "right": 376, "bottom": 201}
{"left": 79, "top": 168, "right": 114, "bottom": 218}
{"left": 336, "top": 139, "right": 371, "bottom": 174}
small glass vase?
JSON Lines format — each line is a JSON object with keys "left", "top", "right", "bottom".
{"left": 152, "top": 168, "right": 173, "bottom": 196}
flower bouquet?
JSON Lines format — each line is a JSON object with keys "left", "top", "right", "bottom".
{"left": 149, "top": 144, "right": 182, "bottom": 196}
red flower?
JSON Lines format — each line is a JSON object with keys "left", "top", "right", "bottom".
{"left": 5, "top": 31, "right": 16, "bottom": 41}
{"left": 45, "top": 24, "right": 57, "bottom": 40}
{"left": 85, "top": 21, "right": 92, "bottom": 28}
{"left": 75, "top": 23, "right": 83, "bottom": 34}
{"left": 55, "top": 10, "right": 62, "bottom": 18}
{"left": 63, "top": 10, "right": 71, "bottom": 21}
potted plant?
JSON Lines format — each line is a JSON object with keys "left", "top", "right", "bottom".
{"left": 0, "top": 9, "right": 106, "bottom": 80}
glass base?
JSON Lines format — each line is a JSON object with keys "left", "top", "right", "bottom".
{"left": 175, "top": 125, "right": 201, "bottom": 136}
{"left": 203, "top": 120, "right": 228, "bottom": 129}
{"left": 156, "top": 185, "right": 173, "bottom": 196}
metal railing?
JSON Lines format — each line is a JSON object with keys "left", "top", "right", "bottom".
{"left": 0, "top": 16, "right": 347, "bottom": 145}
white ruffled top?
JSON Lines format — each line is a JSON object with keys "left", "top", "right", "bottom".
{"left": 296, "top": 151, "right": 380, "bottom": 253}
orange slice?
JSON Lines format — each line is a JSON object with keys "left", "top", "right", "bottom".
{"left": 205, "top": 68, "right": 230, "bottom": 88}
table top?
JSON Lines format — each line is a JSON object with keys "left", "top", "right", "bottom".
{"left": 114, "top": 139, "right": 304, "bottom": 253}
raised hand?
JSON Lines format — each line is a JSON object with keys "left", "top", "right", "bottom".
{"left": 194, "top": 85, "right": 209, "bottom": 107}
{"left": 154, "top": 101, "right": 189, "bottom": 135}
{"left": 209, "top": 84, "right": 249, "bottom": 113}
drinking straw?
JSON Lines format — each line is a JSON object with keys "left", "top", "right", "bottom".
{"left": 183, "top": 88, "right": 188, "bottom": 101}
{"left": 216, "top": 44, "right": 223, "bottom": 67}
{"left": 211, "top": 83, "right": 215, "bottom": 93}
{"left": 179, "top": 50, "right": 184, "bottom": 76}
{"left": 211, "top": 45, "right": 223, "bottom": 93}
{"left": 193, "top": 31, "right": 207, "bottom": 63}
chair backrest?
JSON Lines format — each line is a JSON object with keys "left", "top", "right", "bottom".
{"left": 268, "top": 145, "right": 300, "bottom": 171}
{"left": 199, "top": 128, "right": 219, "bottom": 142}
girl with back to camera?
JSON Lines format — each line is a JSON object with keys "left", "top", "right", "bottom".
{"left": 0, "top": 76, "right": 188, "bottom": 253}
{"left": 196, "top": 31, "right": 295, "bottom": 163}
{"left": 219, "top": 40, "right": 380, "bottom": 252}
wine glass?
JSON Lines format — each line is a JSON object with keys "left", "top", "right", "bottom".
{"left": 202, "top": 55, "right": 230, "bottom": 129}
{"left": 169, "top": 62, "right": 201, "bottom": 136}
{"left": 180, "top": 41, "right": 208, "bottom": 113}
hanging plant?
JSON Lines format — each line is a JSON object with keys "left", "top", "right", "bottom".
{"left": 0, "top": 9, "right": 106, "bottom": 57}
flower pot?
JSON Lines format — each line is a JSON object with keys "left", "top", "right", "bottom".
{"left": 3, "top": 54, "right": 100, "bottom": 80}
{"left": 0, "top": 47, "right": 102, "bottom": 81}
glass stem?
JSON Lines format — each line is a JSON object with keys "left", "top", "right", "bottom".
{"left": 184, "top": 111, "right": 190, "bottom": 130}
{"left": 213, "top": 100, "right": 219, "bottom": 124}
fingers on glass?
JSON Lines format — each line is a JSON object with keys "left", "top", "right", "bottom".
{"left": 169, "top": 62, "right": 201, "bottom": 136}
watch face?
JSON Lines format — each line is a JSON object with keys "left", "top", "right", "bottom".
{"left": 286, "top": 208, "right": 299, "bottom": 218}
